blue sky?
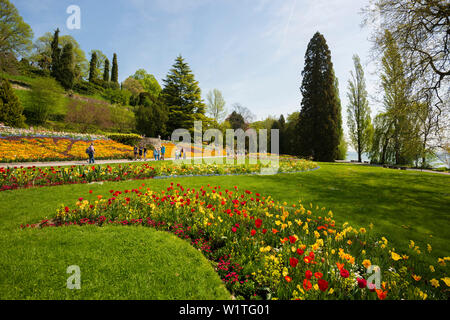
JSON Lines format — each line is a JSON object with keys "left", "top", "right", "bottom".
{"left": 12, "top": 0, "right": 379, "bottom": 128}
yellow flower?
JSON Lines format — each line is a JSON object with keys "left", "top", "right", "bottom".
{"left": 328, "top": 288, "right": 334, "bottom": 295}
{"left": 391, "top": 251, "right": 402, "bottom": 261}
{"left": 362, "top": 259, "right": 371, "bottom": 269}
{"left": 409, "top": 240, "right": 415, "bottom": 249}
{"left": 441, "top": 277, "right": 450, "bottom": 287}
{"left": 427, "top": 244, "right": 432, "bottom": 253}
{"left": 429, "top": 265, "right": 435, "bottom": 273}
{"left": 430, "top": 279, "right": 440, "bottom": 288}
{"left": 359, "top": 228, "right": 366, "bottom": 234}
{"left": 412, "top": 274, "right": 422, "bottom": 281}
{"left": 347, "top": 240, "right": 352, "bottom": 245}
{"left": 438, "top": 258, "right": 446, "bottom": 266}
{"left": 361, "top": 250, "right": 366, "bottom": 255}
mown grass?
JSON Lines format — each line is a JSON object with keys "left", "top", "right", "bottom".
{"left": 0, "top": 162, "right": 448, "bottom": 299}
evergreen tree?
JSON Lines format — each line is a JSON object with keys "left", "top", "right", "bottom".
{"left": 334, "top": 76, "right": 347, "bottom": 160}
{"left": 135, "top": 95, "right": 168, "bottom": 137}
{"left": 296, "top": 32, "right": 341, "bottom": 162}
{"left": 111, "top": 53, "right": 118, "bottom": 83}
{"left": 347, "top": 54, "right": 373, "bottom": 162}
{"left": 103, "top": 58, "right": 110, "bottom": 82}
{"left": 58, "top": 43, "right": 75, "bottom": 89}
{"left": 161, "top": 55, "right": 206, "bottom": 134}
{"left": 88, "top": 51, "right": 98, "bottom": 83}
{"left": 50, "top": 28, "right": 61, "bottom": 78}
{"left": 226, "top": 111, "right": 246, "bottom": 131}
{"left": 0, "top": 78, "right": 25, "bottom": 127}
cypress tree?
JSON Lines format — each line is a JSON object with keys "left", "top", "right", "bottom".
{"left": 50, "top": 28, "right": 61, "bottom": 79}
{"left": 103, "top": 58, "right": 110, "bottom": 82}
{"left": 0, "top": 78, "right": 25, "bottom": 127}
{"left": 111, "top": 53, "right": 118, "bottom": 83}
{"left": 161, "top": 55, "right": 206, "bottom": 134}
{"left": 58, "top": 43, "right": 75, "bottom": 89}
{"left": 297, "top": 32, "right": 341, "bottom": 162}
{"left": 88, "top": 52, "right": 98, "bottom": 83}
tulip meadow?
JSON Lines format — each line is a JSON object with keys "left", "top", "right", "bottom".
{"left": 27, "top": 182, "right": 449, "bottom": 300}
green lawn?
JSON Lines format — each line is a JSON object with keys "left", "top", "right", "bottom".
{"left": 0, "top": 162, "right": 449, "bottom": 299}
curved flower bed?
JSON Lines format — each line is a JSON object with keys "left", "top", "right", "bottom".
{"left": 0, "top": 160, "right": 317, "bottom": 191}
{"left": 0, "top": 137, "right": 133, "bottom": 163}
{"left": 29, "top": 183, "right": 449, "bottom": 300}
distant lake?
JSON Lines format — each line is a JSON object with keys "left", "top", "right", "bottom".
{"left": 345, "top": 151, "right": 370, "bottom": 162}
{"left": 345, "top": 151, "right": 448, "bottom": 168}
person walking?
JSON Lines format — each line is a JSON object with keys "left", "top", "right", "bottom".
{"left": 87, "top": 143, "right": 95, "bottom": 164}
{"left": 161, "top": 145, "right": 166, "bottom": 161}
{"left": 143, "top": 146, "right": 148, "bottom": 161}
{"left": 154, "top": 148, "right": 159, "bottom": 161}
{"left": 133, "top": 146, "right": 138, "bottom": 161}
{"left": 139, "top": 147, "right": 143, "bottom": 161}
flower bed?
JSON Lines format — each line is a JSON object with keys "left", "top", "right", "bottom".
{"left": 0, "top": 137, "right": 133, "bottom": 163}
{"left": 0, "top": 160, "right": 317, "bottom": 191}
{"left": 28, "top": 183, "right": 449, "bottom": 300}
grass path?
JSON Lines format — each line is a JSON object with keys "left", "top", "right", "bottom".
{"left": 0, "top": 162, "right": 448, "bottom": 299}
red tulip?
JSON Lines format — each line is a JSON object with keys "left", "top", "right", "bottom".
{"left": 290, "top": 257, "right": 299, "bottom": 268}
{"left": 318, "top": 279, "right": 329, "bottom": 292}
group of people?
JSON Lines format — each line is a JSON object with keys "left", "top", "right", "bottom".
{"left": 134, "top": 146, "right": 149, "bottom": 161}
{"left": 86, "top": 142, "right": 188, "bottom": 164}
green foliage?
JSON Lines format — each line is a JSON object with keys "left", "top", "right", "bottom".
{"left": 0, "top": 0, "right": 33, "bottom": 57}
{"left": 103, "top": 88, "right": 131, "bottom": 106}
{"left": 106, "top": 133, "right": 142, "bottom": 146}
{"left": 347, "top": 54, "right": 373, "bottom": 162}
{"left": 50, "top": 28, "right": 60, "bottom": 79}
{"left": 370, "top": 31, "right": 420, "bottom": 165}
{"left": 226, "top": 111, "right": 246, "bottom": 131}
{"left": 297, "top": 32, "right": 342, "bottom": 162}
{"left": 0, "top": 78, "right": 25, "bottom": 127}
{"left": 135, "top": 95, "right": 168, "bottom": 137}
{"left": 111, "top": 53, "right": 118, "bottom": 83}
{"left": 161, "top": 55, "right": 206, "bottom": 133}
{"left": 30, "top": 31, "right": 88, "bottom": 79}
{"left": 73, "top": 79, "right": 105, "bottom": 96}
{"left": 27, "top": 77, "right": 64, "bottom": 125}
{"left": 206, "top": 89, "right": 227, "bottom": 123}
{"left": 103, "top": 58, "right": 110, "bottom": 82}
{"left": 57, "top": 43, "right": 75, "bottom": 89}
{"left": 132, "top": 69, "right": 161, "bottom": 98}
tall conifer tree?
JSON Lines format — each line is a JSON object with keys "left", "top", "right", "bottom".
{"left": 58, "top": 43, "right": 75, "bottom": 89}
{"left": 161, "top": 55, "right": 206, "bottom": 134}
{"left": 88, "top": 52, "right": 97, "bottom": 83}
{"left": 296, "top": 32, "right": 341, "bottom": 161}
{"left": 111, "top": 53, "right": 118, "bottom": 83}
{"left": 103, "top": 58, "right": 110, "bottom": 82}
{"left": 50, "top": 28, "right": 60, "bottom": 78}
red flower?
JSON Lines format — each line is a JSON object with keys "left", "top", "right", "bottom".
{"left": 340, "top": 269, "right": 350, "bottom": 278}
{"left": 357, "top": 278, "right": 367, "bottom": 289}
{"left": 262, "top": 229, "right": 268, "bottom": 234}
{"left": 309, "top": 251, "right": 315, "bottom": 260}
{"left": 251, "top": 229, "right": 256, "bottom": 236}
{"left": 64, "top": 206, "right": 69, "bottom": 212}
{"left": 78, "top": 197, "right": 83, "bottom": 202}
{"left": 318, "top": 279, "right": 329, "bottom": 292}
{"left": 255, "top": 219, "right": 263, "bottom": 229}
{"left": 289, "top": 236, "right": 297, "bottom": 244}
{"left": 305, "top": 270, "right": 312, "bottom": 279}
{"left": 297, "top": 249, "right": 304, "bottom": 256}
{"left": 290, "top": 257, "right": 299, "bottom": 268}
{"left": 314, "top": 272, "right": 323, "bottom": 279}
{"left": 376, "top": 289, "right": 387, "bottom": 300}
{"left": 231, "top": 227, "right": 237, "bottom": 233}
{"left": 285, "top": 276, "right": 292, "bottom": 283}
{"left": 303, "top": 279, "right": 312, "bottom": 291}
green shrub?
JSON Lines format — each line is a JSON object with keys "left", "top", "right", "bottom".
{"left": 103, "top": 88, "right": 131, "bottom": 106}
{"left": 106, "top": 133, "right": 142, "bottom": 146}
{"left": 27, "top": 77, "right": 65, "bottom": 125}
